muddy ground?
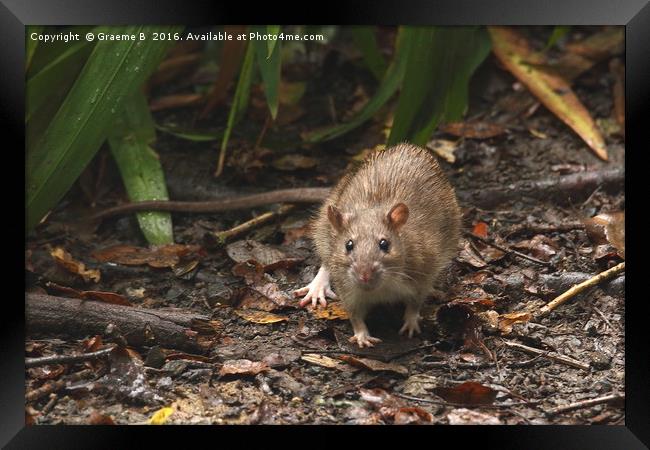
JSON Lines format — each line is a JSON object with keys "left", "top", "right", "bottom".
{"left": 25, "top": 27, "right": 625, "bottom": 425}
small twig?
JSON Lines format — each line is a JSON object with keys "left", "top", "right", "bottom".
{"left": 546, "top": 394, "right": 624, "bottom": 417}
{"left": 254, "top": 113, "right": 272, "bottom": 150}
{"left": 393, "top": 392, "right": 542, "bottom": 409}
{"left": 593, "top": 306, "right": 614, "bottom": 331}
{"left": 421, "top": 360, "right": 494, "bottom": 369}
{"left": 465, "top": 231, "right": 552, "bottom": 266}
{"left": 26, "top": 380, "right": 66, "bottom": 403}
{"left": 210, "top": 204, "right": 295, "bottom": 244}
{"left": 505, "top": 222, "right": 585, "bottom": 238}
{"left": 25, "top": 346, "right": 117, "bottom": 368}
{"left": 501, "top": 340, "right": 590, "bottom": 371}
{"left": 536, "top": 262, "right": 625, "bottom": 318}
{"left": 41, "top": 393, "right": 59, "bottom": 415}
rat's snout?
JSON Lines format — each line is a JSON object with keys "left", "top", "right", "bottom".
{"left": 352, "top": 261, "right": 381, "bottom": 287}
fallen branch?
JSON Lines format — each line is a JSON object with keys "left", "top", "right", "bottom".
{"left": 536, "top": 262, "right": 625, "bottom": 318}
{"left": 25, "top": 346, "right": 117, "bottom": 368}
{"left": 546, "top": 393, "right": 624, "bottom": 416}
{"left": 457, "top": 168, "right": 624, "bottom": 209}
{"left": 209, "top": 205, "right": 294, "bottom": 244}
{"left": 501, "top": 340, "right": 591, "bottom": 371}
{"left": 26, "top": 293, "right": 220, "bottom": 354}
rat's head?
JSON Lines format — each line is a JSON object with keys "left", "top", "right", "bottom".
{"left": 327, "top": 202, "right": 409, "bottom": 290}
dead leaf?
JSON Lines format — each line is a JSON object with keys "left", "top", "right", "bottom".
{"left": 226, "top": 240, "right": 303, "bottom": 271}
{"left": 457, "top": 240, "right": 487, "bottom": 269}
{"left": 447, "top": 408, "right": 501, "bottom": 425}
{"left": 301, "top": 354, "right": 353, "bottom": 371}
{"left": 149, "top": 93, "right": 203, "bottom": 112}
{"left": 89, "top": 411, "right": 116, "bottom": 425}
{"left": 92, "top": 244, "right": 203, "bottom": 268}
{"left": 488, "top": 26, "right": 608, "bottom": 160}
{"left": 498, "top": 312, "right": 532, "bottom": 334}
{"left": 219, "top": 359, "right": 269, "bottom": 377}
{"left": 82, "top": 335, "right": 103, "bottom": 353}
{"left": 394, "top": 407, "right": 434, "bottom": 424}
{"left": 271, "top": 155, "right": 318, "bottom": 171}
{"left": 427, "top": 139, "right": 457, "bottom": 163}
{"left": 433, "top": 381, "right": 497, "bottom": 405}
{"left": 232, "top": 260, "right": 265, "bottom": 284}
{"left": 46, "top": 282, "right": 132, "bottom": 306}
{"left": 583, "top": 211, "right": 625, "bottom": 259}
{"left": 440, "top": 121, "right": 507, "bottom": 139}
{"left": 338, "top": 355, "right": 408, "bottom": 376}
{"left": 513, "top": 235, "right": 559, "bottom": 261}
{"left": 472, "top": 222, "right": 489, "bottom": 239}
{"left": 148, "top": 407, "right": 174, "bottom": 425}
{"left": 50, "top": 247, "right": 100, "bottom": 283}
{"left": 311, "top": 302, "right": 349, "bottom": 320}
{"left": 234, "top": 309, "right": 289, "bottom": 324}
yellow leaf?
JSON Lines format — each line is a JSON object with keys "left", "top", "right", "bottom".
{"left": 149, "top": 407, "right": 174, "bottom": 425}
{"left": 488, "top": 27, "right": 607, "bottom": 161}
{"left": 234, "top": 309, "right": 289, "bottom": 324}
{"left": 311, "top": 302, "right": 349, "bottom": 320}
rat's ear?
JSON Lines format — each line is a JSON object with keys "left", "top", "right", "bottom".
{"left": 387, "top": 203, "right": 409, "bottom": 230}
{"left": 327, "top": 205, "right": 347, "bottom": 232}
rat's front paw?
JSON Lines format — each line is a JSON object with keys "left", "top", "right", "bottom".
{"left": 399, "top": 317, "right": 422, "bottom": 338}
{"left": 349, "top": 332, "right": 382, "bottom": 348}
{"left": 294, "top": 267, "right": 336, "bottom": 308}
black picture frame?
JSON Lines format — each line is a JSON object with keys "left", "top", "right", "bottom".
{"left": 6, "top": 0, "right": 647, "bottom": 448}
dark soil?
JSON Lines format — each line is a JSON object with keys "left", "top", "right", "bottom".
{"left": 25, "top": 26, "right": 625, "bottom": 425}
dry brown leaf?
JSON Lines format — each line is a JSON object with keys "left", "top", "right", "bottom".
{"left": 472, "top": 222, "right": 489, "bottom": 239}
{"left": 311, "top": 302, "right": 349, "bottom": 320}
{"left": 488, "top": 26, "right": 608, "bottom": 160}
{"left": 338, "top": 355, "right": 408, "bottom": 376}
{"left": 301, "top": 354, "right": 353, "bottom": 371}
{"left": 498, "top": 312, "right": 532, "bottom": 334}
{"left": 583, "top": 211, "right": 625, "bottom": 259}
{"left": 219, "top": 359, "right": 269, "bottom": 377}
{"left": 92, "top": 244, "right": 202, "bottom": 268}
{"left": 426, "top": 139, "right": 457, "bottom": 163}
{"left": 439, "top": 121, "right": 507, "bottom": 139}
{"left": 513, "top": 235, "right": 559, "bottom": 261}
{"left": 88, "top": 411, "right": 116, "bottom": 425}
{"left": 234, "top": 309, "right": 289, "bottom": 324}
{"left": 457, "top": 240, "right": 487, "bottom": 269}
{"left": 226, "top": 240, "right": 303, "bottom": 271}
{"left": 433, "top": 381, "right": 497, "bottom": 405}
{"left": 50, "top": 247, "right": 100, "bottom": 283}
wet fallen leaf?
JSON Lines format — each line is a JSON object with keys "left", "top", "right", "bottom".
{"left": 583, "top": 211, "right": 625, "bottom": 259}
{"left": 50, "top": 247, "right": 100, "bottom": 283}
{"left": 232, "top": 260, "right": 265, "bottom": 284}
{"left": 46, "top": 282, "right": 132, "bottom": 306}
{"left": 498, "top": 312, "right": 532, "bottom": 334}
{"left": 92, "top": 244, "right": 203, "bottom": 268}
{"left": 447, "top": 408, "right": 501, "bottom": 425}
{"left": 226, "top": 240, "right": 303, "bottom": 271}
{"left": 488, "top": 26, "right": 608, "bottom": 160}
{"left": 234, "top": 309, "right": 289, "bottom": 324}
{"left": 440, "top": 121, "right": 506, "bottom": 139}
{"left": 219, "top": 359, "right": 269, "bottom": 377}
{"left": 426, "top": 139, "right": 457, "bottom": 163}
{"left": 301, "top": 353, "right": 351, "bottom": 371}
{"left": 89, "top": 411, "right": 116, "bottom": 425}
{"left": 148, "top": 407, "right": 174, "bottom": 425}
{"left": 311, "top": 302, "right": 349, "bottom": 320}
{"left": 172, "top": 259, "right": 200, "bottom": 278}
{"left": 433, "top": 381, "right": 497, "bottom": 405}
{"left": 339, "top": 355, "right": 408, "bottom": 376}
{"left": 271, "top": 154, "right": 318, "bottom": 171}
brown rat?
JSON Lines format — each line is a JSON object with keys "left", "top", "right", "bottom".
{"left": 294, "top": 143, "right": 461, "bottom": 347}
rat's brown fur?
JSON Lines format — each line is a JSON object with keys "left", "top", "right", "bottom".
{"left": 311, "top": 143, "right": 461, "bottom": 334}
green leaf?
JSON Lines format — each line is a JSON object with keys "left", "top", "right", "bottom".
{"left": 25, "top": 26, "right": 44, "bottom": 71}
{"left": 108, "top": 91, "right": 173, "bottom": 245}
{"left": 387, "top": 26, "right": 491, "bottom": 146}
{"left": 26, "top": 38, "right": 94, "bottom": 123}
{"left": 155, "top": 123, "right": 224, "bottom": 142}
{"left": 543, "top": 26, "right": 571, "bottom": 52}
{"left": 253, "top": 25, "right": 281, "bottom": 119}
{"left": 216, "top": 41, "right": 256, "bottom": 176}
{"left": 26, "top": 25, "right": 182, "bottom": 231}
{"left": 302, "top": 28, "right": 410, "bottom": 143}
{"left": 266, "top": 25, "right": 281, "bottom": 58}
{"left": 351, "top": 27, "right": 387, "bottom": 80}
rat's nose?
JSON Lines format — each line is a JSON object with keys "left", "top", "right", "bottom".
{"left": 358, "top": 268, "right": 375, "bottom": 284}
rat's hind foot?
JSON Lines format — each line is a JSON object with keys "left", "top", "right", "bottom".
{"left": 349, "top": 332, "right": 382, "bottom": 348}
{"left": 294, "top": 266, "right": 336, "bottom": 308}
{"left": 399, "top": 305, "right": 422, "bottom": 338}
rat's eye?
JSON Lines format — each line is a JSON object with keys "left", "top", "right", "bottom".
{"left": 345, "top": 240, "right": 354, "bottom": 252}
{"left": 378, "top": 239, "right": 390, "bottom": 252}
